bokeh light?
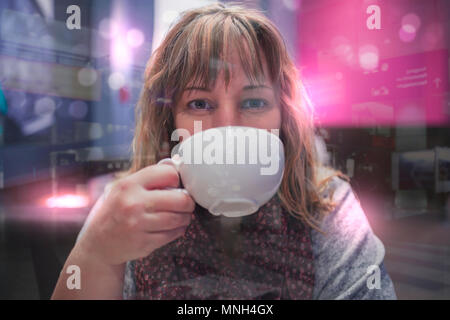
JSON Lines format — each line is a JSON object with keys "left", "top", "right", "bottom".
{"left": 68, "top": 100, "right": 88, "bottom": 119}
{"left": 34, "top": 97, "right": 56, "bottom": 116}
{"left": 331, "top": 36, "right": 355, "bottom": 66}
{"left": 126, "top": 29, "right": 145, "bottom": 48}
{"left": 77, "top": 67, "right": 98, "bottom": 87}
{"left": 399, "top": 13, "right": 421, "bottom": 43}
{"left": 359, "top": 45, "right": 379, "bottom": 70}
{"left": 119, "top": 86, "right": 130, "bottom": 103}
{"left": 88, "top": 123, "right": 103, "bottom": 140}
{"left": 399, "top": 26, "right": 416, "bottom": 42}
{"left": 283, "top": 0, "right": 300, "bottom": 11}
{"left": 108, "top": 72, "right": 125, "bottom": 90}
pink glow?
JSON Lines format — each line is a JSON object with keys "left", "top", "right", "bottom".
{"left": 296, "top": 3, "right": 448, "bottom": 127}
{"left": 126, "top": 29, "right": 145, "bottom": 48}
{"left": 112, "top": 38, "right": 131, "bottom": 68}
{"left": 303, "top": 50, "right": 448, "bottom": 127}
{"left": 45, "top": 194, "right": 89, "bottom": 208}
{"left": 99, "top": 19, "right": 120, "bottom": 39}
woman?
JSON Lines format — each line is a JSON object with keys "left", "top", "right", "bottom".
{"left": 52, "top": 3, "right": 397, "bottom": 300}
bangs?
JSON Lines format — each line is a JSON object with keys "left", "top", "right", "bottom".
{"left": 162, "top": 10, "right": 283, "bottom": 102}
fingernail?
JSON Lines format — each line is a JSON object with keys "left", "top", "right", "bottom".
{"left": 176, "top": 188, "right": 189, "bottom": 195}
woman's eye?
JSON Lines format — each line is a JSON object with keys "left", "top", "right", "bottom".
{"left": 187, "top": 99, "right": 214, "bottom": 110}
{"left": 241, "top": 99, "right": 268, "bottom": 110}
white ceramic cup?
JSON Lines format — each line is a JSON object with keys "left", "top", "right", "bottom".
{"left": 158, "top": 126, "right": 285, "bottom": 218}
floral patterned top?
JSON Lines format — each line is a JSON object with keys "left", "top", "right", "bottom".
{"left": 132, "top": 194, "right": 314, "bottom": 299}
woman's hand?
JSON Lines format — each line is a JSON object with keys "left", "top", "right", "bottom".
{"left": 75, "top": 164, "right": 195, "bottom": 266}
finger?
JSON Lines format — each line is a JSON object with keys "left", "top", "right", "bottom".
{"left": 130, "top": 164, "right": 180, "bottom": 190}
{"left": 142, "top": 189, "right": 196, "bottom": 213}
{"left": 139, "top": 211, "right": 192, "bottom": 232}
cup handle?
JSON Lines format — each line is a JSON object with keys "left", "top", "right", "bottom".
{"left": 157, "top": 156, "right": 188, "bottom": 192}
{"left": 157, "top": 155, "right": 182, "bottom": 171}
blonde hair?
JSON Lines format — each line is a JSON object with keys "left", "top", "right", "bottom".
{"left": 128, "top": 3, "right": 338, "bottom": 231}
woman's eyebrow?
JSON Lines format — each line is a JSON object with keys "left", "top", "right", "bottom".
{"left": 184, "top": 86, "right": 210, "bottom": 92}
{"left": 242, "top": 84, "right": 273, "bottom": 91}
{"left": 184, "top": 84, "right": 273, "bottom": 92}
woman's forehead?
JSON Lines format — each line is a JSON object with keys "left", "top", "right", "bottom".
{"left": 185, "top": 52, "right": 272, "bottom": 90}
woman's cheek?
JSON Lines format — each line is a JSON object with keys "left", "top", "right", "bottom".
{"left": 174, "top": 113, "right": 212, "bottom": 136}
{"left": 245, "top": 109, "right": 282, "bottom": 131}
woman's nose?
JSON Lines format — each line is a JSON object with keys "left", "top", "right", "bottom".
{"left": 212, "top": 103, "right": 241, "bottom": 127}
